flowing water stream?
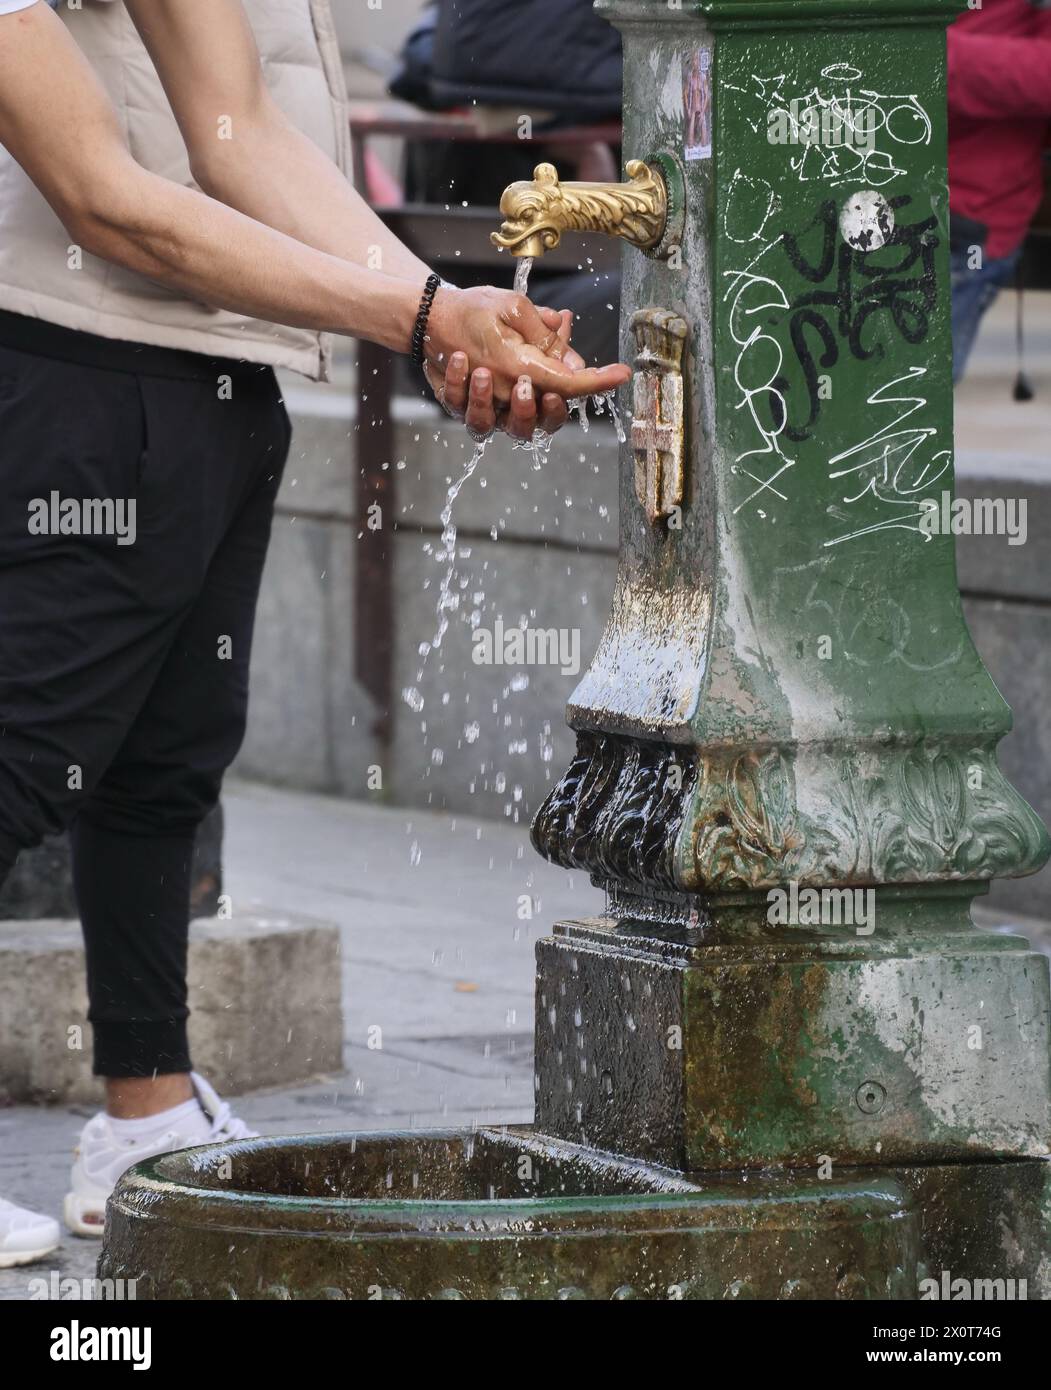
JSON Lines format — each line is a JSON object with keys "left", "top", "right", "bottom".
{"left": 513, "top": 255, "right": 534, "bottom": 297}
{"left": 401, "top": 434, "right": 489, "bottom": 715}
{"left": 401, "top": 257, "right": 627, "bottom": 829}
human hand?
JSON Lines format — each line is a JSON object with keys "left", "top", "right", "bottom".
{"left": 424, "top": 308, "right": 583, "bottom": 441}
{"left": 424, "top": 284, "right": 630, "bottom": 407}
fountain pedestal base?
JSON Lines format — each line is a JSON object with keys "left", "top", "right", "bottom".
{"left": 100, "top": 902, "right": 1051, "bottom": 1300}
{"left": 534, "top": 904, "right": 1051, "bottom": 1171}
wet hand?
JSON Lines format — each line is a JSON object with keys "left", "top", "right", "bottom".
{"left": 426, "top": 353, "right": 569, "bottom": 441}
{"left": 424, "top": 285, "right": 630, "bottom": 405}
{"left": 426, "top": 309, "right": 581, "bottom": 439}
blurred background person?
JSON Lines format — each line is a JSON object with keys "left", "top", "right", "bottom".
{"left": 948, "top": 0, "right": 1051, "bottom": 384}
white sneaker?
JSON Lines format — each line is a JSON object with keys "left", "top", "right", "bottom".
{"left": 0, "top": 1197, "right": 60, "bottom": 1268}
{"left": 64, "top": 1072, "right": 257, "bottom": 1238}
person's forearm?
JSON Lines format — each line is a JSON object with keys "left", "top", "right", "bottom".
{"left": 76, "top": 158, "right": 423, "bottom": 352}
{"left": 0, "top": 0, "right": 629, "bottom": 410}
{"left": 120, "top": 0, "right": 428, "bottom": 284}
{"left": 190, "top": 102, "right": 432, "bottom": 284}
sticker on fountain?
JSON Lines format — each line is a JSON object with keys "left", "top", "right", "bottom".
{"left": 684, "top": 48, "right": 712, "bottom": 161}
{"left": 839, "top": 189, "right": 894, "bottom": 251}
{"left": 629, "top": 309, "right": 689, "bottom": 525}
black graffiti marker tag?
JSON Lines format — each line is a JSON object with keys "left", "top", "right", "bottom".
{"left": 765, "top": 194, "right": 938, "bottom": 442}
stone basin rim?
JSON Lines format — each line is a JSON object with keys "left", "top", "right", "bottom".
{"left": 109, "top": 1182, "right": 912, "bottom": 1239}
{"left": 107, "top": 1127, "right": 916, "bottom": 1240}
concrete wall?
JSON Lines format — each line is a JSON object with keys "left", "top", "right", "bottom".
{"left": 237, "top": 378, "right": 1051, "bottom": 920}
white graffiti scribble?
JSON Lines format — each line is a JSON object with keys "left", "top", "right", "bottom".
{"left": 725, "top": 62, "right": 932, "bottom": 188}
{"left": 723, "top": 170, "right": 797, "bottom": 516}
{"left": 792, "top": 563, "right": 965, "bottom": 671}
{"left": 824, "top": 367, "right": 952, "bottom": 548}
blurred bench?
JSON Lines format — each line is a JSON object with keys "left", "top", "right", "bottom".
{"left": 347, "top": 100, "right": 621, "bottom": 746}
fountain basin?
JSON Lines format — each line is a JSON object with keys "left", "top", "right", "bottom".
{"left": 99, "top": 1127, "right": 920, "bottom": 1300}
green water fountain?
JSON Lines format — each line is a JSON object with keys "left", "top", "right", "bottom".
{"left": 100, "top": 0, "right": 1051, "bottom": 1299}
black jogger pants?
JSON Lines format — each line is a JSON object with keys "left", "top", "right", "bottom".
{"left": 0, "top": 311, "right": 290, "bottom": 1077}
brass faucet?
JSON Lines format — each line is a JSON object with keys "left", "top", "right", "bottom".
{"left": 491, "top": 157, "right": 681, "bottom": 260}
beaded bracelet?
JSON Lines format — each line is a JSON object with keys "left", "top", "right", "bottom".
{"left": 410, "top": 272, "right": 443, "bottom": 366}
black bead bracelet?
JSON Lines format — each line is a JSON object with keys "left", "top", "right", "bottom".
{"left": 410, "top": 272, "right": 443, "bottom": 366}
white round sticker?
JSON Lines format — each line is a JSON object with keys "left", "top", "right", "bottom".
{"left": 839, "top": 190, "right": 895, "bottom": 253}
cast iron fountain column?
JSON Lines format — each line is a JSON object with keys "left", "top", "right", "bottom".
{"left": 528, "top": 0, "right": 1051, "bottom": 1182}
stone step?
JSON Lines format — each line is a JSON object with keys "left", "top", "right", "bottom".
{"left": 0, "top": 912, "right": 343, "bottom": 1106}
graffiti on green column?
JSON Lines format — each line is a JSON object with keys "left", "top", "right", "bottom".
{"left": 744, "top": 63, "right": 931, "bottom": 187}
{"left": 721, "top": 60, "right": 948, "bottom": 552}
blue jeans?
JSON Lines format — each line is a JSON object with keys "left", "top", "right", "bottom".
{"left": 950, "top": 247, "right": 1020, "bottom": 384}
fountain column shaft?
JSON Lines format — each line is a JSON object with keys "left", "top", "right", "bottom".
{"left": 532, "top": 0, "right": 1051, "bottom": 1234}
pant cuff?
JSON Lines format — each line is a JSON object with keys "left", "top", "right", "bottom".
{"left": 92, "top": 1018, "right": 192, "bottom": 1078}
{"left": 0, "top": 830, "right": 24, "bottom": 892}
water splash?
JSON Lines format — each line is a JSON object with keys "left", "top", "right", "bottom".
{"left": 513, "top": 256, "right": 557, "bottom": 468}
{"left": 403, "top": 381, "right": 626, "bottom": 788}
{"left": 403, "top": 256, "right": 629, "bottom": 820}
{"left": 511, "top": 426, "right": 555, "bottom": 472}
{"left": 596, "top": 390, "right": 627, "bottom": 443}
{"left": 569, "top": 395, "right": 590, "bottom": 433}
{"left": 569, "top": 391, "right": 626, "bottom": 443}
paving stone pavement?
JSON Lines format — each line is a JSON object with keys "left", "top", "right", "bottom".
{"left": 0, "top": 778, "right": 603, "bottom": 1299}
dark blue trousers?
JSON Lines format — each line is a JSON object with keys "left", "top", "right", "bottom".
{"left": 0, "top": 312, "right": 289, "bottom": 1076}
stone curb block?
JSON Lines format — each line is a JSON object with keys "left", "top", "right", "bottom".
{"left": 0, "top": 912, "right": 343, "bottom": 1105}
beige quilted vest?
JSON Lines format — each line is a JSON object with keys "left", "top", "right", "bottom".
{"left": 0, "top": 0, "right": 349, "bottom": 380}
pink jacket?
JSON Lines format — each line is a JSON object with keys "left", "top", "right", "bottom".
{"left": 948, "top": 0, "right": 1051, "bottom": 259}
